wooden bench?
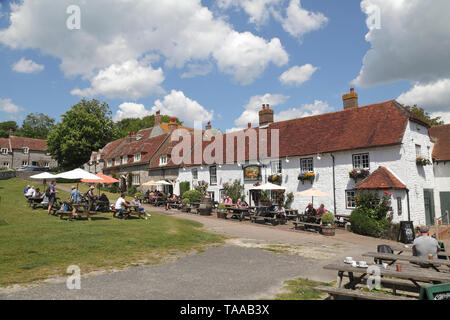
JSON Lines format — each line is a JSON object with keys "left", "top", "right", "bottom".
{"left": 315, "top": 286, "right": 416, "bottom": 300}
{"left": 250, "top": 215, "right": 279, "bottom": 226}
{"left": 293, "top": 221, "right": 322, "bottom": 233}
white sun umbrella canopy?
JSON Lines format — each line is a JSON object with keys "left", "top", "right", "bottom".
{"left": 296, "top": 188, "right": 329, "bottom": 206}
{"left": 30, "top": 172, "right": 57, "bottom": 180}
{"left": 250, "top": 183, "right": 286, "bottom": 191}
{"left": 155, "top": 180, "right": 172, "bottom": 185}
{"left": 142, "top": 180, "right": 159, "bottom": 186}
{"left": 55, "top": 168, "right": 102, "bottom": 180}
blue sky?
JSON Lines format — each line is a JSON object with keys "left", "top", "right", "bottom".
{"left": 0, "top": 0, "right": 448, "bottom": 132}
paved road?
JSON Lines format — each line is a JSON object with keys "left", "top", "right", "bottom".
{"left": 1, "top": 206, "right": 399, "bottom": 300}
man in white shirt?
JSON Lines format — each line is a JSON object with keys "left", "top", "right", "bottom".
{"left": 114, "top": 193, "right": 129, "bottom": 219}
{"left": 25, "top": 186, "right": 35, "bottom": 198}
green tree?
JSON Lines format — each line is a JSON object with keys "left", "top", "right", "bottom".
{"left": 0, "top": 121, "right": 18, "bottom": 138}
{"left": 19, "top": 113, "right": 55, "bottom": 139}
{"left": 46, "top": 99, "right": 117, "bottom": 169}
{"left": 405, "top": 105, "right": 445, "bottom": 126}
{"left": 114, "top": 114, "right": 182, "bottom": 139}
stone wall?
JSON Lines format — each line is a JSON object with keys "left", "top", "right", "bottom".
{"left": 0, "top": 170, "right": 15, "bottom": 180}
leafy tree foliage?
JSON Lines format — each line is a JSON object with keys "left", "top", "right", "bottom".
{"left": 46, "top": 99, "right": 117, "bottom": 169}
{"left": 114, "top": 115, "right": 182, "bottom": 139}
{"left": 0, "top": 121, "right": 19, "bottom": 138}
{"left": 19, "top": 113, "right": 55, "bottom": 139}
{"left": 405, "top": 105, "right": 444, "bottom": 126}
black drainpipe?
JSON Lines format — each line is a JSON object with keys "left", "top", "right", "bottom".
{"left": 406, "top": 188, "right": 411, "bottom": 222}
{"left": 331, "top": 153, "right": 337, "bottom": 215}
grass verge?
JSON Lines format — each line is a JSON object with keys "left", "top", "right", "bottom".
{"left": 274, "top": 278, "right": 332, "bottom": 300}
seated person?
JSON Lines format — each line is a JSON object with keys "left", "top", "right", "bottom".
{"left": 241, "top": 200, "right": 249, "bottom": 208}
{"left": 114, "top": 193, "right": 129, "bottom": 219}
{"left": 32, "top": 188, "right": 42, "bottom": 199}
{"left": 98, "top": 193, "right": 109, "bottom": 203}
{"left": 223, "top": 196, "right": 233, "bottom": 205}
{"left": 305, "top": 203, "right": 317, "bottom": 215}
{"left": 275, "top": 204, "right": 286, "bottom": 217}
{"left": 131, "top": 195, "right": 150, "bottom": 218}
{"left": 24, "top": 185, "right": 30, "bottom": 196}
{"left": 316, "top": 204, "right": 326, "bottom": 223}
{"left": 412, "top": 225, "right": 441, "bottom": 267}
{"left": 25, "top": 186, "right": 35, "bottom": 198}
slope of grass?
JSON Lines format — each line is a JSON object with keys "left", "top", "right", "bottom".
{"left": 0, "top": 178, "right": 223, "bottom": 286}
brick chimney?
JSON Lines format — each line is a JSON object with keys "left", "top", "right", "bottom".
{"left": 205, "top": 121, "right": 212, "bottom": 130}
{"left": 343, "top": 88, "right": 358, "bottom": 109}
{"left": 258, "top": 104, "right": 274, "bottom": 126}
{"left": 248, "top": 122, "right": 252, "bottom": 129}
{"left": 9, "top": 128, "right": 14, "bottom": 137}
{"left": 168, "top": 117, "right": 178, "bottom": 132}
{"left": 154, "top": 110, "right": 161, "bottom": 126}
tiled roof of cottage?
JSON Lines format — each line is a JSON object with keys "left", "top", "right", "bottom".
{"left": 429, "top": 124, "right": 450, "bottom": 161}
{"left": 9, "top": 135, "right": 47, "bottom": 151}
{"left": 179, "top": 100, "right": 414, "bottom": 166}
{"left": 355, "top": 166, "right": 407, "bottom": 190}
{"left": 0, "top": 138, "right": 9, "bottom": 150}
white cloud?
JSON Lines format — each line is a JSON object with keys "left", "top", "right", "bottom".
{"left": 181, "top": 62, "right": 213, "bottom": 79}
{"left": 279, "top": 64, "right": 317, "bottom": 86}
{"left": 0, "top": 98, "right": 21, "bottom": 113}
{"left": 150, "top": 90, "right": 214, "bottom": 127}
{"left": 71, "top": 59, "right": 164, "bottom": 100}
{"left": 113, "top": 102, "right": 152, "bottom": 122}
{"left": 0, "top": 0, "right": 288, "bottom": 86}
{"left": 218, "top": 0, "right": 283, "bottom": 25}
{"left": 233, "top": 93, "right": 289, "bottom": 128}
{"left": 275, "top": 0, "right": 328, "bottom": 38}
{"left": 275, "top": 100, "right": 332, "bottom": 121}
{"left": 12, "top": 57, "right": 44, "bottom": 74}
{"left": 353, "top": 0, "right": 450, "bottom": 87}
{"left": 213, "top": 31, "right": 288, "bottom": 85}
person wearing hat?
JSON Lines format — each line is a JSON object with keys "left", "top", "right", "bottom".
{"left": 412, "top": 225, "right": 441, "bottom": 264}
{"left": 86, "top": 185, "right": 97, "bottom": 214}
{"left": 70, "top": 186, "right": 82, "bottom": 220}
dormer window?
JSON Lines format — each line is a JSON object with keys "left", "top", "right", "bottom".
{"left": 97, "top": 154, "right": 101, "bottom": 161}
{"left": 1, "top": 148, "right": 8, "bottom": 155}
{"left": 107, "top": 159, "right": 112, "bottom": 167}
{"left": 115, "top": 157, "right": 121, "bottom": 166}
{"left": 122, "top": 156, "right": 128, "bottom": 165}
{"left": 134, "top": 153, "right": 141, "bottom": 162}
{"left": 136, "top": 134, "right": 143, "bottom": 141}
{"left": 23, "top": 147, "right": 29, "bottom": 154}
{"left": 159, "top": 155, "right": 168, "bottom": 166}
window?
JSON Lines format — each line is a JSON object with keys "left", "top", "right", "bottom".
{"left": 1, "top": 148, "right": 7, "bottom": 155}
{"left": 23, "top": 147, "right": 29, "bottom": 154}
{"left": 271, "top": 160, "right": 282, "bottom": 174}
{"left": 346, "top": 190, "right": 357, "bottom": 209}
{"left": 122, "top": 156, "right": 128, "bottom": 165}
{"left": 352, "top": 153, "right": 370, "bottom": 170}
{"left": 210, "top": 166, "right": 217, "bottom": 185}
{"left": 208, "top": 191, "right": 215, "bottom": 202}
{"left": 132, "top": 174, "right": 140, "bottom": 185}
{"left": 397, "top": 197, "right": 402, "bottom": 216}
{"left": 415, "top": 144, "right": 422, "bottom": 158}
{"left": 44, "top": 162, "right": 50, "bottom": 168}
{"left": 2, "top": 162, "right": 9, "bottom": 168}
{"left": 32, "top": 161, "right": 39, "bottom": 166}
{"left": 107, "top": 159, "right": 112, "bottom": 167}
{"left": 192, "top": 168, "right": 198, "bottom": 180}
{"left": 159, "top": 155, "right": 168, "bottom": 166}
{"left": 134, "top": 153, "right": 141, "bottom": 162}
{"left": 300, "top": 158, "right": 313, "bottom": 173}
{"left": 22, "top": 161, "right": 28, "bottom": 166}
{"left": 115, "top": 157, "right": 121, "bottom": 166}
{"left": 97, "top": 154, "right": 101, "bottom": 161}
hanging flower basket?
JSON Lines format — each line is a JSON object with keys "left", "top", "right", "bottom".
{"left": 416, "top": 157, "right": 431, "bottom": 166}
{"left": 298, "top": 172, "right": 315, "bottom": 184}
{"left": 349, "top": 169, "right": 370, "bottom": 181}
{"left": 268, "top": 174, "right": 282, "bottom": 185}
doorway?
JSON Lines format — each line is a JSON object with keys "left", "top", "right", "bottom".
{"left": 440, "top": 192, "right": 450, "bottom": 225}
{"left": 424, "top": 189, "right": 435, "bottom": 226}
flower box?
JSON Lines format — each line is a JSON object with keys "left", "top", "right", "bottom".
{"left": 349, "top": 169, "right": 370, "bottom": 181}
{"left": 416, "top": 157, "right": 431, "bottom": 166}
{"left": 268, "top": 174, "right": 282, "bottom": 185}
{"left": 298, "top": 172, "right": 315, "bottom": 184}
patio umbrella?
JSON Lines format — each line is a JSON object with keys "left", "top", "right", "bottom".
{"left": 81, "top": 173, "right": 119, "bottom": 195}
{"left": 30, "top": 172, "right": 57, "bottom": 187}
{"left": 250, "top": 183, "right": 286, "bottom": 190}
{"left": 296, "top": 188, "right": 329, "bottom": 206}
{"left": 155, "top": 180, "right": 173, "bottom": 185}
{"left": 142, "top": 180, "right": 159, "bottom": 186}
{"left": 55, "top": 168, "right": 102, "bottom": 190}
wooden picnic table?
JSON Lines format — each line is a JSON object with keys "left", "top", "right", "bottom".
{"left": 363, "top": 252, "right": 450, "bottom": 272}
{"left": 71, "top": 203, "right": 96, "bottom": 221}
{"left": 324, "top": 262, "right": 450, "bottom": 292}
{"left": 224, "top": 207, "right": 251, "bottom": 221}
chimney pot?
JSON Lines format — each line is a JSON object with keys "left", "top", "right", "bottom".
{"left": 258, "top": 103, "right": 274, "bottom": 126}
{"left": 248, "top": 122, "right": 251, "bottom": 129}
{"left": 343, "top": 88, "right": 358, "bottom": 109}
{"left": 205, "top": 121, "right": 212, "bottom": 130}
{"left": 155, "top": 110, "right": 161, "bottom": 126}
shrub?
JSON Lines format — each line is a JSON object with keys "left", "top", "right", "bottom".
{"left": 350, "top": 209, "right": 386, "bottom": 238}
{"left": 321, "top": 212, "right": 335, "bottom": 226}
{"left": 284, "top": 192, "right": 294, "bottom": 208}
{"left": 182, "top": 198, "right": 190, "bottom": 206}
{"left": 179, "top": 181, "right": 190, "bottom": 197}
{"left": 135, "top": 192, "right": 143, "bottom": 199}
{"left": 223, "top": 180, "right": 245, "bottom": 203}
{"left": 108, "top": 184, "right": 119, "bottom": 193}
{"left": 182, "top": 190, "right": 202, "bottom": 203}
{"left": 217, "top": 203, "right": 227, "bottom": 211}
{"left": 127, "top": 185, "right": 137, "bottom": 196}
{"left": 194, "top": 180, "right": 208, "bottom": 196}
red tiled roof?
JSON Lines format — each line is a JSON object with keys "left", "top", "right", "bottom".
{"left": 429, "top": 124, "right": 450, "bottom": 161}
{"left": 9, "top": 135, "right": 47, "bottom": 151}
{"left": 355, "top": 166, "right": 406, "bottom": 190}
{"left": 0, "top": 138, "right": 9, "bottom": 150}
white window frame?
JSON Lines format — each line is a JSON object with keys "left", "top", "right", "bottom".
{"left": 122, "top": 156, "right": 128, "bottom": 165}
{"left": 159, "top": 155, "right": 168, "bottom": 166}
{"left": 300, "top": 158, "right": 314, "bottom": 173}
{"left": 107, "top": 159, "right": 112, "bottom": 167}
{"left": 23, "top": 147, "right": 29, "bottom": 154}
{"left": 210, "top": 166, "right": 217, "bottom": 185}
{"left": 2, "top": 162, "right": 9, "bottom": 168}
{"left": 346, "top": 190, "right": 357, "bottom": 209}
{"left": 44, "top": 162, "right": 50, "bottom": 168}
{"left": 115, "top": 157, "right": 121, "bottom": 166}
{"left": 415, "top": 144, "right": 422, "bottom": 158}
{"left": 352, "top": 153, "right": 370, "bottom": 170}
{"left": 192, "top": 168, "right": 198, "bottom": 180}
{"left": 97, "top": 154, "right": 101, "bottom": 161}
{"left": 132, "top": 174, "right": 140, "bottom": 186}
{"left": 271, "top": 160, "right": 282, "bottom": 174}
{"left": 22, "top": 161, "right": 28, "bottom": 166}
{"left": 1, "top": 148, "right": 8, "bottom": 155}
{"left": 134, "top": 153, "right": 141, "bottom": 162}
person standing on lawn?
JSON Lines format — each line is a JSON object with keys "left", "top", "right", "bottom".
{"left": 47, "top": 181, "right": 57, "bottom": 215}
{"left": 86, "top": 185, "right": 97, "bottom": 213}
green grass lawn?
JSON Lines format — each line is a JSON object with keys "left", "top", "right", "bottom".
{"left": 0, "top": 178, "right": 224, "bottom": 287}
{"left": 274, "top": 278, "right": 332, "bottom": 300}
